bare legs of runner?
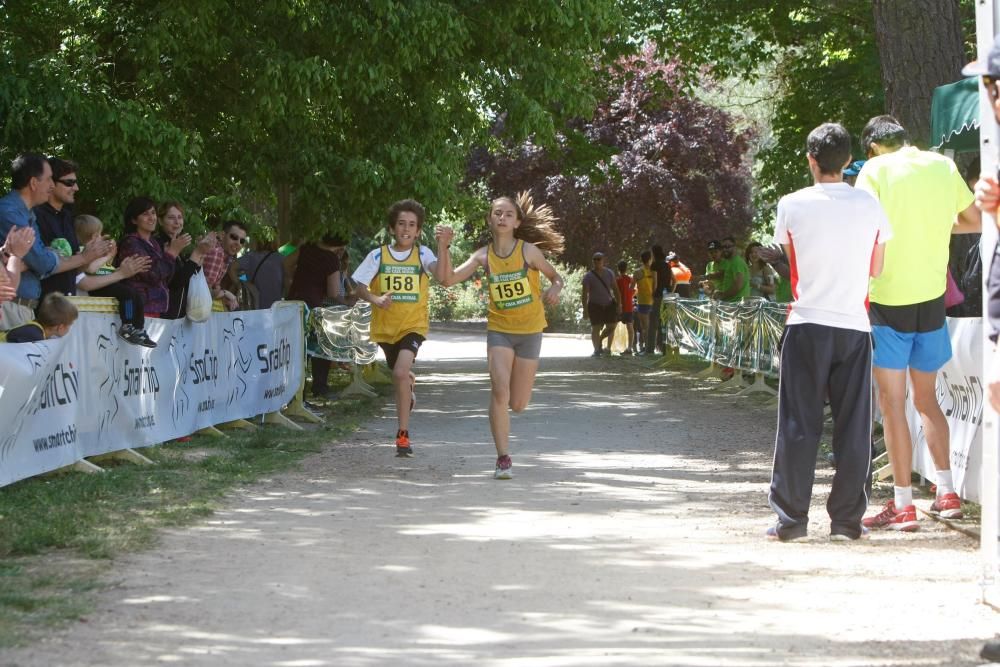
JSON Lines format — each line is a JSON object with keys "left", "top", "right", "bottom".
{"left": 392, "top": 349, "right": 417, "bottom": 433}
{"left": 874, "top": 366, "right": 951, "bottom": 487}
{"left": 487, "top": 345, "right": 540, "bottom": 456}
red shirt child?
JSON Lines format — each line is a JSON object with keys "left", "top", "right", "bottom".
{"left": 616, "top": 270, "right": 635, "bottom": 313}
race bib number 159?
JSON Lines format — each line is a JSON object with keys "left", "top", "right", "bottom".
{"left": 490, "top": 269, "right": 533, "bottom": 310}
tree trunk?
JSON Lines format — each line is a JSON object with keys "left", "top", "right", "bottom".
{"left": 276, "top": 182, "right": 291, "bottom": 243}
{"left": 872, "top": 0, "right": 966, "bottom": 147}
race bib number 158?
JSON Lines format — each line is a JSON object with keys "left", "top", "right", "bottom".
{"left": 379, "top": 266, "right": 420, "bottom": 303}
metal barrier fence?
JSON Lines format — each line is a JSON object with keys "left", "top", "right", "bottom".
{"left": 661, "top": 295, "right": 786, "bottom": 378}
{"left": 308, "top": 303, "right": 387, "bottom": 397}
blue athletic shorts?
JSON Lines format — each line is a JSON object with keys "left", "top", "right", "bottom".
{"left": 871, "top": 324, "right": 951, "bottom": 372}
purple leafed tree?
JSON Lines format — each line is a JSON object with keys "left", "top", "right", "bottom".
{"left": 468, "top": 48, "right": 756, "bottom": 271}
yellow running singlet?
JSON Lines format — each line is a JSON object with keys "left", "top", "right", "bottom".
{"left": 486, "top": 240, "right": 547, "bottom": 334}
{"left": 369, "top": 245, "right": 429, "bottom": 343}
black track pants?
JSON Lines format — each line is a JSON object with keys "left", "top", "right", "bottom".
{"left": 768, "top": 323, "right": 873, "bottom": 539}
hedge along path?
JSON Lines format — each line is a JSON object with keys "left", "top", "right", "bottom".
{"left": 4, "top": 330, "right": 996, "bottom": 667}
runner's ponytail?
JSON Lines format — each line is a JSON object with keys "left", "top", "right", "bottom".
{"left": 489, "top": 192, "right": 565, "bottom": 257}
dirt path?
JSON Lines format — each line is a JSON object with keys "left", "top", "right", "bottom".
{"left": 3, "top": 331, "right": 996, "bottom": 667}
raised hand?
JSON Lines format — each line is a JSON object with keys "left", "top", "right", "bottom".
{"left": 755, "top": 245, "right": 783, "bottom": 263}
{"left": 4, "top": 226, "right": 36, "bottom": 258}
{"left": 435, "top": 225, "right": 454, "bottom": 245}
{"left": 221, "top": 290, "right": 239, "bottom": 311}
{"left": 168, "top": 232, "right": 192, "bottom": 256}
{"left": 82, "top": 236, "right": 114, "bottom": 262}
{"left": 196, "top": 232, "right": 217, "bottom": 252}
{"left": 0, "top": 265, "right": 15, "bottom": 302}
{"left": 974, "top": 176, "right": 1000, "bottom": 213}
{"left": 118, "top": 255, "right": 152, "bottom": 278}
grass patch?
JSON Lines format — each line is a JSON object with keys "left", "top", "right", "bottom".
{"left": 0, "top": 374, "right": 387, "bottom": 649}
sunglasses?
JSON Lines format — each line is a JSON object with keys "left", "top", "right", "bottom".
{"left": 57, "top": 178, "right": 78, "bottom": 187}
{"left": 228, "top": 232, "right": 248, "bottom": 246}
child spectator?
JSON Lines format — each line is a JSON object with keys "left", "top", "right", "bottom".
{"left": 5, "top": 292, "right": 78, "bottom": 342}
{"left": 615, "top": 260, "right": 636, "bottom": 355}
{"left": 332, "top": 250, "right": 358, "bottom": 307}
{"left": 75, "top": 215, "right": 156, "bottom": 347}
{"left": 633, "top": 250, "right": 656, "bottom": 353}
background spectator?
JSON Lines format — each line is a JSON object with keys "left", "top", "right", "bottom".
{"left": 202, "top": 220, "right": 247, "bottom": 311}
{"left": 75, "top": 214, "right": 155, "bottom": 347}
{"left": 0, "top": 227, "right": 35, "bottom": 309}
{"left": 238, "top": 236, "right": 285, "bottom": 309}
{"left": 287, "top": 234, "right": 347, "bottom": 399}
{"left": 651, "top": 245, "right": 673, "bottom": 352}
{"left": 5, "top": 292, "right": 78, "bottom": 342}
{"left": 713, "top": 236, "right": 750, "bottom": 302}
{"left": 667, "top": 251, "right": 693, "bottom": 297}
{"left": 745, "top": 241, "right": 777, "bottom": 300}
{"left": 633, "top": 249, "right": 656, "bottom": 354}
{"left": 117, "top": 196, "right": 184, "bottom": 319}
{"left": 581, "top": 251, "right": 620, "bottom": 357}
{"left": 330, "top": 249, "right": 357, "bottom": 307}
{"left": 36, "top": 158, "right": 81, "bottom": 298}
{"left": 155, "top": 201, "right": 213, "bottom": 319}
{"left": 0, "top": 154, "right": 110, "bottom": 330}
{"left": 756, "top": 244, "right": 793, "bottom": 303}
{"left": 615, "top": 259, "right": 636, "bottom": 355}
{"left": 697, "top": 240, "right": 721, "bottom": 297}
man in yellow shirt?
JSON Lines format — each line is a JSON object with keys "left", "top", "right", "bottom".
{"left": 856, "top": 115, "right": 980, "bottom": 532}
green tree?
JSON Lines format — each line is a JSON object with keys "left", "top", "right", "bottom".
{"left": 634, "top": 1, "right": 974, "bottom": 218}
{"left": 1, "top": 1, "right": 633, "bottom": 238}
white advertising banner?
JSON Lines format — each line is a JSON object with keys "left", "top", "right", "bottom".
{"left": 0, "top": 303, "right": 303, "bottom": 487}
{"left": 907, "top": 317, "right": 983, "bottom": 502}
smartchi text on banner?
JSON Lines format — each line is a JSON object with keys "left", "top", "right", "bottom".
{"left": 0, "top": 303, "right": 304, "bottom": 487}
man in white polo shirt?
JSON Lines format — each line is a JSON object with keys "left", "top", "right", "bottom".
{"left": 767, "top": 122, "right": 892, "bottom": 542}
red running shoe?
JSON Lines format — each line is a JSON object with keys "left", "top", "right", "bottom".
{"left": 930, "top": 492, "right": 963, "bottom": 519}
{"left": 395, "top": 430, "right": 413, "bottom": 458}
{"left": 862, "top": 500, "right": 918, "bottom": 532}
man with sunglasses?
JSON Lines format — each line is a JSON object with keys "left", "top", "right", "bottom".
{"left": 0, "top": 154, "right": 110, "bottom": 330}
{"left": 203, "top": 220, "right": 249, "bottom": 311}
{"left": 35, "top": 158, "right": 82, "bottom": 298}
{"left": 855, "top": 116, "right": 981, "bottom": 532}
{"left": 711, "top": 236, "right": 750, "bottom": 302}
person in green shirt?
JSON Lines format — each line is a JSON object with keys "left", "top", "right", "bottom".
{"left": 697, "top": 239, "right": 721, "bottom": 298}
{"left": 712, "top": 236, "right": 751, "bottom": 302}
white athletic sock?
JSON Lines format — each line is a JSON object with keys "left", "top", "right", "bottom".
{"left": 894, "top": 485, "right": 913, "bottom": 509}
{"left": 935, "top": 469, "right": 955, "bottom": 496}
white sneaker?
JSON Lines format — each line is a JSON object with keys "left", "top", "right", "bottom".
{"left": 494, "top": 455, "right": 513, "bottom": 480}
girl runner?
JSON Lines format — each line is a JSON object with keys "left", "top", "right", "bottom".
{"left": 353, "top": 199, "right": 449, "bottom": 457}
{"left": 437, "top": 193, "right": 564, "bottom": 479}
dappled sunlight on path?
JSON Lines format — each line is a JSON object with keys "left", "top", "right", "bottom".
{"left": 5, "top": 333, "right": 995, "bottom": 666}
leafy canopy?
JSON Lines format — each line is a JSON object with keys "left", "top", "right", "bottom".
{"left": 1, "top": 1, "right": 632, "bottom": 238}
